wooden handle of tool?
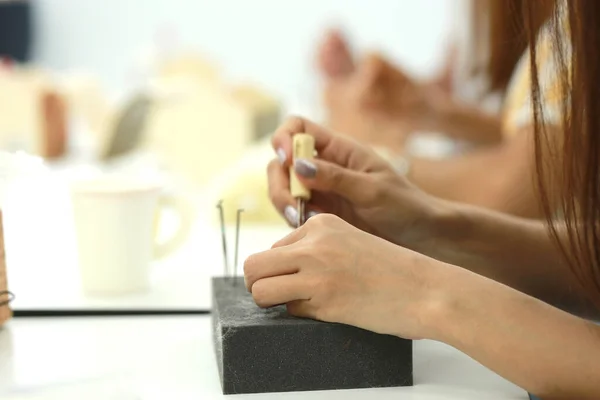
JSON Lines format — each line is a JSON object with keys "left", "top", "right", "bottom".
{"left": 290, "top": 133, "right": 315, "bottom": 200}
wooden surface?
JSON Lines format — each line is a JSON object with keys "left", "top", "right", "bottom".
{"left": 0, "top": 210, "right": 12, "bottom": 327}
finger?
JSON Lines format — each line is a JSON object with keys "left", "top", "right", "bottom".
{"left": 271, "top": 116, "right": 372, "bottom": 172}
{"left": 436, "top": 40, "right": 457, "bottom": 93}
{"left": 317, "top": 28, "right": 354, "bottom": 78}
{"left": 251, "top": 275, "right": 309, "bottom": 308}
{"left": 271, "top": 116, "right": 331, "bottom": 166}
{"left": 271, "top": 225, "right": 307, "bottom": 249}
{"left": 354, "top": 53, "right": 388, "bottom": 106}
{"left": 286, "top": 300, "right": 319, "bottom": 320}
{"left": 243, "top": 247, "right": 299, "bottom": 292}
{"left": 293, "top": 157, "right": 376, "bottom": 204}
{"left": 267, "top": 158, "right": 297, "bottom": 227}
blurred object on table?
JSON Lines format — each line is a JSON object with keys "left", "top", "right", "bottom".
{"left": 0, "top": 0, "right": 31, "bottom": 63}
{"left": 0, "top": 150, "right": 46, "bottom": 326}
{"left": 142, "top": 52, "right": 281, "bottom": 188}
{"left": 62, "top": 73, "right": 113, "bottom": 147}
{"left": 231, "top": 84, "right": 281, "bottom": 142}
{"left": 99, "top": 94, "right": 153, "bottom": 161}
{"left": 159, "top": 51, "right": 220, "bottom": 84}
{"left": 71, "top": 174, "right": 194, "bottom": 296}
{"left": 0, "top": 210, "right": 10, "bottom": 327}
{"left": 203, "top": 136, "right": 283, "bottom": 226}
{"left": 40, "top": 90, "right": 67, "bottom": 159}
{"left": 0, "top": 64, "right": 69, "bottom": 160}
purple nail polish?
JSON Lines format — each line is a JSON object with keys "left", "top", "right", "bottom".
{"left": 276, "top": 148, "right": 287, "bottom": 164}
{"left": 284, "top": 206, "right": 298, "bottom": 226}
{"left": 294, "top": 159, "right": 317, "bottom": 178}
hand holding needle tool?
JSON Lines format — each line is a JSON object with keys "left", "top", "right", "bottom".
{"left": 290, "top": 133, "right": 315, "bottom": 227}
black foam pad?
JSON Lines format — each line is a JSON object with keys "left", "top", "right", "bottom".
{"left": 212, "top": 277, "right": 413, "bottom": 395}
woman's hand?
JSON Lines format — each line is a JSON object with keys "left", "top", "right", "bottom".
{"left": 353, "top": 54, "right": 444, "bottom": 125}
{"left": 323, "top": 53, "right": 451, "bottom": 147}
{"left": 268, "top": 116, "right": 444, "bottom": 247}
{"left": 244, "top": 213, "right": 444, "bottom": 340}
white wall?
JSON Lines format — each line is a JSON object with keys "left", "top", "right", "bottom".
{"left": 30, "top": 0, "right": 455, "bottom": 110}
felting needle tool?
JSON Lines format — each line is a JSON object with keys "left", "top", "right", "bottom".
{"left": 216, "top": 200, "right": 229, "bottom": 280}
{"left": 290, "top": 133, "right": 316, "bottom": 227}
{"left": 233, "top": 208, "right": 244, "bottom": 286}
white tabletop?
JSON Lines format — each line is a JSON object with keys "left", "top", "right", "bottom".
{"left": 3, "top": 160, "right": 292, "bottom": 312}
{"left": 0, "top": 146, "right": 528, "bottom": 399}
{"left": 0, "top": 316, "right": 527, "bottom": 399}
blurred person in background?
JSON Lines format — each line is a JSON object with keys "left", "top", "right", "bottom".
{"left": 255, "top": 2, "right": 600, "bottom": 398}
{"left": 317, "top": 0, "right": 556, "bottom": 218}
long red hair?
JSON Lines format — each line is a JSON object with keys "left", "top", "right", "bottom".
{"left": 472, "top": 0, "right": 555, "bottom": 95}
{"left": 527, "top": 0, "right": 600, "bottom": 308}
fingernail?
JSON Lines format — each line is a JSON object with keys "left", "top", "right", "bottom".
{"left": 294, "top": 159, "right": 317, "bottom": 178}
{"left": 276, "top": 148, "right": 287, "bottom": 164}
{"left": 284, "top": 206, "right": 298, "bottom": 226}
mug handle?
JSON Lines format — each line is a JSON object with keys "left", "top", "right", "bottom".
{"left": 153, "top": 194, "right": 193, "bottom": 260}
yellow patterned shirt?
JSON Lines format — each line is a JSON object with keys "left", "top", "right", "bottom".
{"left": 502, "top": 13, "right": 571, "bottom": 137}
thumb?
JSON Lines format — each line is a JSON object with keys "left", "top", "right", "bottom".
{"left": 293, "top": 158, "right": 374, "bottom": 204}
{"left": 435, "top": 41, "right": 457, "bottom": 94}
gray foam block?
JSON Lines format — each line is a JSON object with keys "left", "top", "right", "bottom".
{"left": 212, "top": 277, "right": 413, "bottom": 395}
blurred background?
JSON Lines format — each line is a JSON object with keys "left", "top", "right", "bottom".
{"left": 0, "top": 0, "right": 461, "bottom": 224}
{"left": 0, "top": 0, "right": 466, "bottom": 311}
{"left": 32, "top": 0, "right": 451, "bottom": 105}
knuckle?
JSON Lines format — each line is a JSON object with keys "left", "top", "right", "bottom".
{"left": 360, "top": 176, "right": 385, "bottom": 204}
{"left": 285, "top": 115, "right": 306, "bottom": 132}
{"left": 268, "top": 190, "right": 285, "bottom": 209}
{"left": 303, "top": 235, "right": 324, "bottom": 253}
{"left": 328, "top": 165, "right": 345, "bottom": 188}
{"left": 251, "top": 280, "right": 269, "bottom": 308}
{"left": 266, "top": 158, "right": 279, "bottom": 173}
{"left": 307, "top": 213, "right": 340, "bottom": 227}
{"left": 243, "top": 253, "right": 258, "bottom": 278}
{"left": 304, "top": 214, "right": 343, "bottom": 242}
{"left": 289, "top": 242, "right": 313, "bottom": 260}
{"left": 304, "top": 213, "right": 321, "bottom": 227}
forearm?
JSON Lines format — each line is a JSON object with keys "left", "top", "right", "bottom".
{"left": 413, "top": 200, "right": 588, "bottom": 313}
{"left": 429, "top": 100, "right": 504, "bottom": 144}
{"left": 407, "top": 143, "right": 542, "bottom": 219}
{"left": 426, "top": 265, "right": 600, "bottom": 399}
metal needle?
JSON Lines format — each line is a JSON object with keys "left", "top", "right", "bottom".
{"left": 297, "top": 198, "right": 306, "bottom": 227}
{"left": 233, "top": 209, "right": 244, "bottom": 286}
{"left": 216, "top": 200, "right": 229, "bottom": 280}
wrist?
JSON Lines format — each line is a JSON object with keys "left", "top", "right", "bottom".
{"left": 416, "top": 261, "right": 482, "bottom": 343}
{"left": 399, "top": 256, "right": 473, "bottom": 342}
{"left": 427, "top": 95, "right": 504, "bottom": 143}
{"left": 399, "top": 195, "right": 462, "bottom": 257}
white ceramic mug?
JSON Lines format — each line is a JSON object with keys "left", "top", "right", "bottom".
{"left": 71, "top": 176, "right": 192, "bottom": 295}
